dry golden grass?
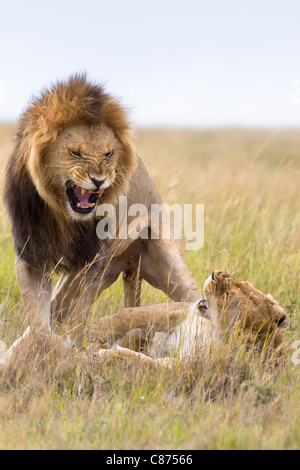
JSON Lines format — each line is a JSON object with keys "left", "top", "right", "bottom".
{"left": 0, "top": 125, "right": 299, "bottom": 449}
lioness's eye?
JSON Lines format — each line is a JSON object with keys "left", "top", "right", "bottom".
{"left": 70, "top": 150, "right": 82, "bottom": 158}
{"left": 104, "top": 150, "right": 114, "bottom": 158}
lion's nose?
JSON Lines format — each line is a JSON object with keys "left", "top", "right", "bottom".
{"left": 89, "top": 176, "right": 106, "bottom": 190}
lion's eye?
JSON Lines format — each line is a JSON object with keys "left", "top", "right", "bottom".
{"left": 104, "top": 150, "right": 114, "bottom": 158}
{"left": 70, "top": 150, "right": 82, "bottom": 158}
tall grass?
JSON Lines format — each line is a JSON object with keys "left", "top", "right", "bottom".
{"left": 0, "top": 125, "right": 299, "bottom": 449}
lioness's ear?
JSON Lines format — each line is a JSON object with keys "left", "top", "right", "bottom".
{"left": 277, "top": 314, "right": 290, "bottom": 329}
{"left": 224, "top": 277, "right": 233, "bottom": 294}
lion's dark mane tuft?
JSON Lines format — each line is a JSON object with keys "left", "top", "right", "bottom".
{"left": 4, "top": 151, "right": 105, "bottom": 272}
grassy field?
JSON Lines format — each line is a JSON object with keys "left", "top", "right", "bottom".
{"left": 0, "top": 124, "right": 299, "bottom": 449}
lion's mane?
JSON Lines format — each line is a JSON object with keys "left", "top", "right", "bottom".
{"left": 4, "top": 74, "right": 137, "bottom": 272}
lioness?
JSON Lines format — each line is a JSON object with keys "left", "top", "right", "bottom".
{"left": 3, "top": 74, "right": 200, "bottom": 347}
{"left": 93, "top": 271, "right": 290, "bottom": 365}
{"left": 0, "top": 271, "right": 289, "bottom": 366}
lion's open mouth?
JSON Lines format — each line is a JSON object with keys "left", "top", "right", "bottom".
{"left": 66, "top": 180, "right": 103, "bottom": 214}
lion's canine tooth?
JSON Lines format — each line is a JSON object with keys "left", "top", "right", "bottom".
{"left": 77, "top": 203, "right": 81, "bottom": 208}
{"left": 88, "top": 202, "right": 95, "bottom": 208}
{"left": 81, "top": 188, "right": 87, "bottom": 195}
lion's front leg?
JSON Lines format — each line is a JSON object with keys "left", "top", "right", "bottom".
{"left": 8, "top": 257, "right": 52, "bottom": 361}
{"left": 122, "top": 267, "right": 142, "bottom": 308}
{"left": 51, "top": 262, "right": 122, "bottom": 347}
{"left": 15, "top": 257, "right": 52, "bottom": 330}
{"left": 51, "top": 272, "right": 94, "bottom": 347}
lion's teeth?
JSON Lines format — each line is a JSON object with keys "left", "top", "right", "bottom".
{"left": 81, "top": 188, "right": 87, "bottom": 195}
{"left": 88, "top": 202, "right": 95, "bottom": 208}
{"left": 77, "top": 203, "right": 81, "bottom": 208}
{"left": 88, "top": 190, "right": 94, "bottom": 194}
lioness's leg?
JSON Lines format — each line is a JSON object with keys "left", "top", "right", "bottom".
{"left": 88, "top": 302, "right": 191, "bottom": 344}
{"left": 140, "top": 238, "right": 201, "bottom": 302}
{"left": 98, "top": 345, "right": 172, "bottom": 368}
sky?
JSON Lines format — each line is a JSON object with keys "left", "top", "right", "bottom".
{"left": 0, "top": 0, "right": 300, "bottom": 127}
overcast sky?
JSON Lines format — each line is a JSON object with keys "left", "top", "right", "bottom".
{"left": 0, "top": 0, "right": 299, "bottom": 127}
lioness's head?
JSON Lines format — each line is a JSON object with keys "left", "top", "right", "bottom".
{"left": 23, "top": 74, "right": 137, "bottom": 221}
{"left": 198, "top": 271, "right": 289, "bottom": 352}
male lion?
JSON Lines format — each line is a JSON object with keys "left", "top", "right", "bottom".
{"left": 92, "top": 271, "right": 290, "bottom": 365}
{"left": 4, "top": 74, "right": 200, "bottom": 346}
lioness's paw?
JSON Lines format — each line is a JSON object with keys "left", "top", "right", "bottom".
{"left": 0, "top": 340, "right": 7, "bottom": 365}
